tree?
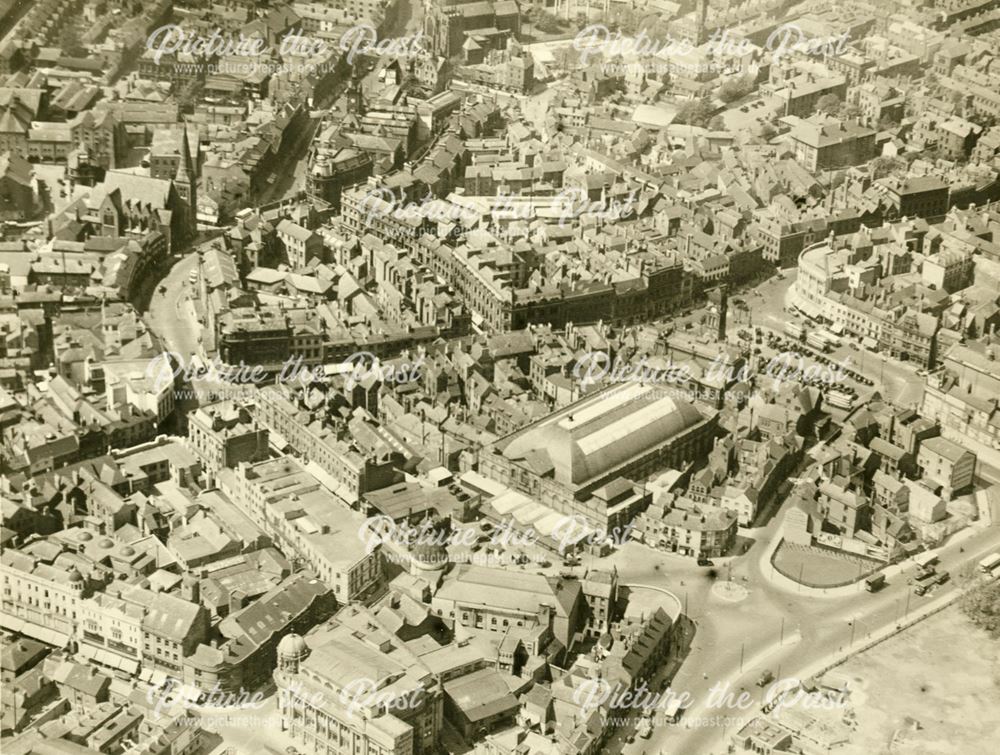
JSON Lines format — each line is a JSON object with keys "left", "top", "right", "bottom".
{"left": 760, "top": 122, "right": 778, "bottom": 140}
{"left": 59, "top": 24, "right": 87, "bottom": 58}
{"left": 840, "top": 102, "right": 861, "bottom": 121}
{"left": 529, "top": 9, "right": 566, "bottom": 36}
{"left": 717, "top": 74, "right": 756, "bottom": 104}
{"left": 676, "top": 97, "right": 714, "bottom": 128}
{"left": 961, "top": 581, "right": 1000, "bottom": 638}
{"left": 877, "top": 114, "right": 901, "bottom": 131}
{"left": 709, "top": 115, "right": 726, "bottom": 131}
{"left": 870, "top": 156, "right": 905, "bottom": 179}
{"left": 816, "top": 93, "right": 841, "bottom": 115}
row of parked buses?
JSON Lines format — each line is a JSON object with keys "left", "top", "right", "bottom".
{"left": 784, "top": 321, "right": 842, "bottom": 352}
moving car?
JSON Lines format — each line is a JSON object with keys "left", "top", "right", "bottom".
{"left": 637, "top": 714, "right": 653, "bottom": 739}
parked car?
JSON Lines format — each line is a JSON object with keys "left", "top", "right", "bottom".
{"left": 697, "top": 558, "right": 714, "bottom": 567}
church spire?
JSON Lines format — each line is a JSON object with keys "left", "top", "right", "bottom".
{"left": 174, "top": 125, "right": 197, "bottom": 238}
{"left": 175, "top": 125, "right": 194, "bottom": 186}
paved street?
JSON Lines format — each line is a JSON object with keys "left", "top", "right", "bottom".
{"left": 604, "top": 511, "right": 1000, "bottom": 755}
{"left": 146, "top": 252, "right": 205, "bottom": 359}
{"left": 144, "top": 249, "right": 223, "bottom": 429}
{"left": 202, "top": 692, "right": 295, "bottom": 755}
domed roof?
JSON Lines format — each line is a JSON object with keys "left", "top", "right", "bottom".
{"left": 277, "top": 633, "right": 308, "bottom": 659}
{"left": 121, "top": 546, "right": 136, "bottom": 556}
{"left": 99, "top": 538, "right": 114, "bottom": 548}
{"left": 77, "top": 530, "right": 93, "bottom": 541}
{"left": 67, "top": 568, "right": 84, "bottom": 583}
{"left": 501, "top": 383, "right": 705, "bottom": 486}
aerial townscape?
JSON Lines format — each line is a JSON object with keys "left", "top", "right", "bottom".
{"left": 2, "top": 0, "right": 1000, "bottom": 754}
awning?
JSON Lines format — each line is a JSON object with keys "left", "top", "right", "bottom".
{"left": 150, "top": 670, "right": 169, "bottom": 687}
{"left": 34, "top": 626, "right": 69, "bottom": 647}
{"left": 862, "top": 337, "right": 877, "bottom": 349}
{"left": 6, "top": 618, "right": 70, "bottom": 647}
{"left": 793, "top": 298, "right": 824, "bottom": 321}
{"left": 0, "top": 613, "right": 26, "bottom": 634}
{"left": 491, "top": 490, "right": 532, "bottom": 515}
{"left": 533, "top": 511, "right": 568, "bottom": 537}
{"left": 512, "top": 503, "right": 548, "bottom": 526}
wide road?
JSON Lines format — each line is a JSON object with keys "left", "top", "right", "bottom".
{"left": 144, "top": 250, "right": 219, "bottom": 430}
{"left": 146, "top": 252, "right": 204, "bottom": 358}
{"left": 618, "top": 520, "right": 1000, "bottom": 755}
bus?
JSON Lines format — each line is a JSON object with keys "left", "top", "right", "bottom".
{"left": 806, "top": 332, "right": 830, "bottom": 352}
{"left": 914, "top": 552, "right": 938, "bottom": 571}
{"left": 784, "top": 322, "right": 804, "bottom": 340}
{"left": 826, "top": 389, "right": 856, "bottom": 410}
{"left": 978, "top": 552, "right": 1000, "bottom": 573}
{"left": 817, "top": 329, "right": 842, "bottom": 348}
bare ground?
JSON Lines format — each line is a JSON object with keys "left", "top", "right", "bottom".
{"left": 832, "top": 607, "right": 1000, "bottom": 755}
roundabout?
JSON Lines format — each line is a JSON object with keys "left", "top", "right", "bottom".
{"left": 711, "top": 579, "right": 749, "bottom": 602}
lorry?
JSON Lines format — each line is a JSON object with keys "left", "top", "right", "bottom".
{"left": 914, "top": 572, "right": 937, "bottom": 595}
{"left": 864, "top": 573, "right": 886, "bottom": 592}
{"left": 914, "top": 552, "right": 938, "bottom": 574}
{"left": 978, "top": 552, "right": 1000, "bottom": 574}
{"left": 662, "top": 698, "right": 685, "bottom": 724}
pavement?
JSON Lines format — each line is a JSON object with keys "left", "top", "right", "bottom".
{"left": 625, "top": 518, "right": 1000, "bottom": 755}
